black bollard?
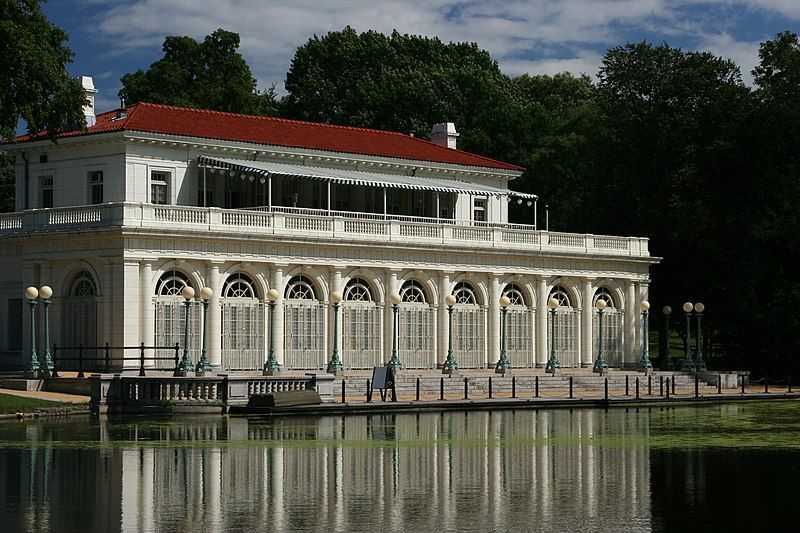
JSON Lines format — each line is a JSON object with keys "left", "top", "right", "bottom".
{"left": 648, "top": 375, "right": 652, "bottom": 395}
{"left": 765, "top": 376, "right": 769, "bottom": 394}
{"left": 789, "top": 374, "right": 793, "bottom": 394}
{"left": 636, "top": 377, "right": 640, "bottom": 399}
{"left": 659, "top": 375, "right": 663, "bottom": 396}
{"left": 741, "top": 373, "right": 745, "bottom": 395}
{"left": 535, "top": 376, "right": 539, "bottom": 398}
{"left": 695, "top": 374, "right": 699, "bottom": 398}
{"left": 139, "top": 342, "right": 146, "bottom": 377}
{"left": 489, "top": 377, "right": 493, "bottom": 399}
{"left": 569, "top": 376, "right": 573, "bottom": 399}
{"left": 604, "top": 378, "right": 608, "bottom": 401}
{"left": 416, "top": 377, "right": 420, "bottom": 401}
{"left": 104, "top": 343, "right": 111, "bottom": 373}
{"left": 464, "top": 377, "right": 469, "bottom": 400}
{"left": 77, "top": 343, "right": 84, "bottom": 378}
{"left": 717, "top": 375, "right": 722, "bottom": 394}
{"left": 440, "top": 377, "right": 444, "bottom": 401}
{"left": 367, "top": 379, "right": 372, "bottom": 402}
{"left": 625, "top": 375, "right": 629, "bottom": 396}
{"left": 512, "top": 376, "right": 516, "bottom": 399}
{"left": 341, "top": 379, "right": 346, "bottom": 404}
{"left": 672, "top": 375, "right": 676, "bottom": 395}
{"left": 666, "top": 377, "right": 670, "bottom": 399}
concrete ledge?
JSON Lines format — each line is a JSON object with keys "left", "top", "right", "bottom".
{"left": 0, "top": 379, "right": 44, "bottom": 391}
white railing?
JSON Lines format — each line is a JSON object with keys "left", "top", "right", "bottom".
{"left": 0, "top": 203, "right": 650, "bottom": 257}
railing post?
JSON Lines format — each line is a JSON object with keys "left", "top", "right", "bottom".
{"left": 416, "top": 378, "right": 420, "bottom": 401}
{"left": 635, "top": 377, "right": 640, "bottom": 399}
{"left": 647, "top": 375, "right": 652, "bottom": 395}
{"left": 488, "top": 377, "right": 493, "bottom": 399}
{"left": 672, "top": 375, "right": 676, "bottom": 395}
{"left": 104, "top": 343, "right": 110, "bottom": 372}
{"left": 464, "top": 377, "right": 469, "bottom": 400}
{"left": 366, "top": 379, "right": 372, "bottom": 402}
{"left": 51, "top": 344, "right": 59, "bottom": 378}
{"left": 512, "top": 376, "right": 516, "bottom": 399}
{"left": 440, "top": 377, "right": 444, "bottom": 401}
{"left": 173, "top": 343, "right": 180, "bottom": 376}
{"left": 535, "top": 376, "right": 539, "bottom": 398}
{"left": 625, "top": 375, "right": 629, "bottom": 396}
{"left": 604, "top": 377, "right": 608, "bottom": 401}
{"left": 659, "top": 375, "right": 663, "bottom": 396}
{"left": 695, "top": 374, "right": 699, "bottom": 398}
{"left": 77, "top": 343, "right": 84, "bottom": 378}
{"left": 569, "top": 376, "right": 573, "bottom": 399}
{"left": 666, "top": 377, "right": 670, "bottom": 400}
{"left": 741, "top": 373, "right": 745, "bottom": 395}
{"left": 341, "top": 379, "right": 346, "bottom": 404}
{"left": 139, "top": 342, "right": 146, "bottom": 377}
{"left": 717, "top": 375, "right": 722, "bottom": 394}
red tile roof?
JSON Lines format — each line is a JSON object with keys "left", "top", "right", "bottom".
{"left": 10, "top": 102, "right": 524, "bottom": 172}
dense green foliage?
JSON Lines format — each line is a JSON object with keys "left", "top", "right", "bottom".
{"left": 119, "top": 28, "right": 279, "bottom": 115}
{"left": 0, "top": 0, "right": 85, "bottom": 139}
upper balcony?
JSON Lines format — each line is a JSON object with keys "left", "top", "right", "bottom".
{"left": 0, "top": 203, "right": 650, "bottom": 258}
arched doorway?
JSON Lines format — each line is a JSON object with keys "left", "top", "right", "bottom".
{"left": 502, "top": 283, "right": 533, "bottom": 368}
{"left": 221, "top": 273, "right": 264, "bottom": 370}
{"left": 547, "top": 285, "right": 579, "bottom": 367}
{"left": 284, "top": 275, "right": 324, "bottom": 369}
{"left": 592, "top": 286, "right": 623, "bottom": 367}
{"left": 60, "top": 270, "right": 98, "bottom": 369}
{"left": 451, "top": 281, "right": 485, "bottom": 368}
{"left": 398, "top": 280, "right": 434, "bottom": 368}
{"left": 341, "top": 277, "right": 381, "bottom": 369}
{"left": 154, "top": 270, "right": 200, "bottom": 363}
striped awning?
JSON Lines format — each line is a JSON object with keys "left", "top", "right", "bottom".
{"left": 197, "top": 155, "right": 537, "bottom": 199}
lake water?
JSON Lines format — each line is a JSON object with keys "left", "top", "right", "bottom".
{"left": 1, "top": 402, "right": 799, "bottom": 532}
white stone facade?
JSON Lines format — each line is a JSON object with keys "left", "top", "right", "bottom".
{"left": 0, "top": 122, "right": 655, "bottom": 371}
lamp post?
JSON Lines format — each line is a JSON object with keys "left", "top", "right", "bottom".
{"left": 545, "top": 297, "right": 560, "bottom": 374}
{"left": 264, "top": 288, "right": 282, "bottom": 374}
{"left": 326, "top": 291, "right": 343, "bottom": 373}
{"left": 593, "top": 299, "right": 608, "bottom": 374}
{"left": 179, "top": 285, "right": 195, "bottom": 375}
{"left": 694, "top": 302, "right": 706, "bottom": 371}
{"left": 442, "top": 294, "right": 458, "bottom": 374}
{"left": 195, "top": 286, "right": 213, "bottom": 374}
{"left": 495, "top": 296, "right": 511, "bottom": 374}
{"left": 39, "top": 286, "right": 53, "bottom": 374}
{"left": 24, "top": 286, "right": 40, "bottom": 375}
{"left": 639, "top": 300, "right": 652, "bottom": 371}
{"left": 680, "top": 301, "right": 694, "bottom": 371}
{"left": 660, "top": 305, "right": 673, "bottom": 370}
{"left": 387, "top": 293, "right": 403, "bottom": 373}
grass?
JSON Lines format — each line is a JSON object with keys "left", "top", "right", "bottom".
{"left": 0, "top": 392, "right": 64, "bottom": 414}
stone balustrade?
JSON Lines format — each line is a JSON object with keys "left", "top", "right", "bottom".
{"left": 0, "top": 202, "right": 649, "bottom": 257}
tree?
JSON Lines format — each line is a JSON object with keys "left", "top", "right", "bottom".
{"left": 120, "top": 28, "right": 278, "bottom": 115}
{"left": 0, "top": 0, "right": 86, "bottom": 139}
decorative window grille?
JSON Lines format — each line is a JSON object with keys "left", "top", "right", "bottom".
{"left": 61, "top": 270, "right": 98, "bottom": 369}
{"left": 502, "top": 283, "right": 533, "bottom": 368}
{"left": 284, "top": 276, "right": 323, "bottom": 369}
{"left": 221, "top": 273, "right": 264, "bottom": 370}
{"left": 451, "top": 281, "right": 485, "bottom": 368}
{"left": 342, "top": 277, "right": 380, "bottom": 369}
{"left": 547, "top": 285, "right": 579, "bottom": 367}
{"left": 592, "top": 287, "right": 623, "bottom": 366}
{"left": 399, "top": 280, "right": 433, "bottom": 368}
{"left": 154, "top": 270, "right": 200, "bottom": 363}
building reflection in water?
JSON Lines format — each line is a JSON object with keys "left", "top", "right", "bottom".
{"left": 1, "top": 408, "right": 724, "bottom": 531}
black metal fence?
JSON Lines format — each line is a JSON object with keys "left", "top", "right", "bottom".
{"left": 52, "top": 342, "right": 182, "bottom": 377}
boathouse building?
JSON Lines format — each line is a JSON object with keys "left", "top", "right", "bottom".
{"left": 0, "top": 78, "right": 655, "bottom": 372}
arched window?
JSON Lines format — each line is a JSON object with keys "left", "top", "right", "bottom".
{"left": 502, "top": 283, "right": 527, "bottom": 306}
{"left": 285, "top": 276, "right": 317, "bottom": 300}
{"left": 593, "top": 286, "right": 616, "bottom": 308}
{"left": 344, "top": 278, "right": 374, "bottom": 302}
{"left": 452, "top": 281, "right": 478, "bottom": 305}
{"left": 549, "top": 285, "right": 572, "bottom": 307}
{"left": 70, "top": 271, "right": 96, "bottom": 296}
{"left": 400, "top": 280, "right": 427, "bottom": 304}
{"left": 157, "top": 270, "right": 192, "bottom": 296}
{"left": 223, "top": 273, "right": 257, "bottom": 299}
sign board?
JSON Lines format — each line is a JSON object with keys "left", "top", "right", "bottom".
{"left": 371, "top": 366, "right": 391, "bottom": 389}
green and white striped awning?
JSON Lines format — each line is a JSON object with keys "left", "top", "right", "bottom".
{"left": 197, "top": 155, "right": 536, "bottom": 199}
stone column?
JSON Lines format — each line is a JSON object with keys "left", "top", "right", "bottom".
{"left": 535, "top": 276, "right": 549, "bottom": 368}
{"left": 207, "top": 262, "right": 223, "bottom": 369}
{"left": 624, "top": 280, "right": 637, "bottom": 368}
{"left": 437, "top": 272, "right": 451, "bottom": 367}
{"left": 636, "top": 282, "right": 647, "bottom": 361}
{"left": 328, "top": 267, "right": 343, "bottom": 366}
{"left": 140, "top": 261, "right": 155, "bottom": 366}
{"left": 488, "top": 275, "right": 500, "bottom": 368}
{"left": 384, "top": 270, "right": 399, "bottom": 364}
{"left": 581, "top": 278, "right": 594, "bottom": 368}
{"left": 272, "top": 265, "right": 285, "bottom": 366}
{"left": 121, "top": 261, "right": 141, "bottom": 362}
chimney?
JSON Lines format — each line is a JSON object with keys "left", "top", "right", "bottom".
{"left": 431, "top": 122, "right": 459, "bottom": 149}
{"left": 80, "top": 76, "right": 98, "bottom": 127}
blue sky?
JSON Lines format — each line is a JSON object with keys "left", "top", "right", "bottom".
{"left": 44, "top": 0, "right": 800, "bottom": 113}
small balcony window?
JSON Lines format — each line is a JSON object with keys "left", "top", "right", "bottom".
{"left": 150, "top": 171, "right": 169, "bottom": 204}
{"left": 40, "top": 176, "right": 53, "bottom": 208}
{"left": 473, "top": 198, "right": 487, "bottom": 222}
{"left": 89, "top": 171, "right": 103, "bottom": 204}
